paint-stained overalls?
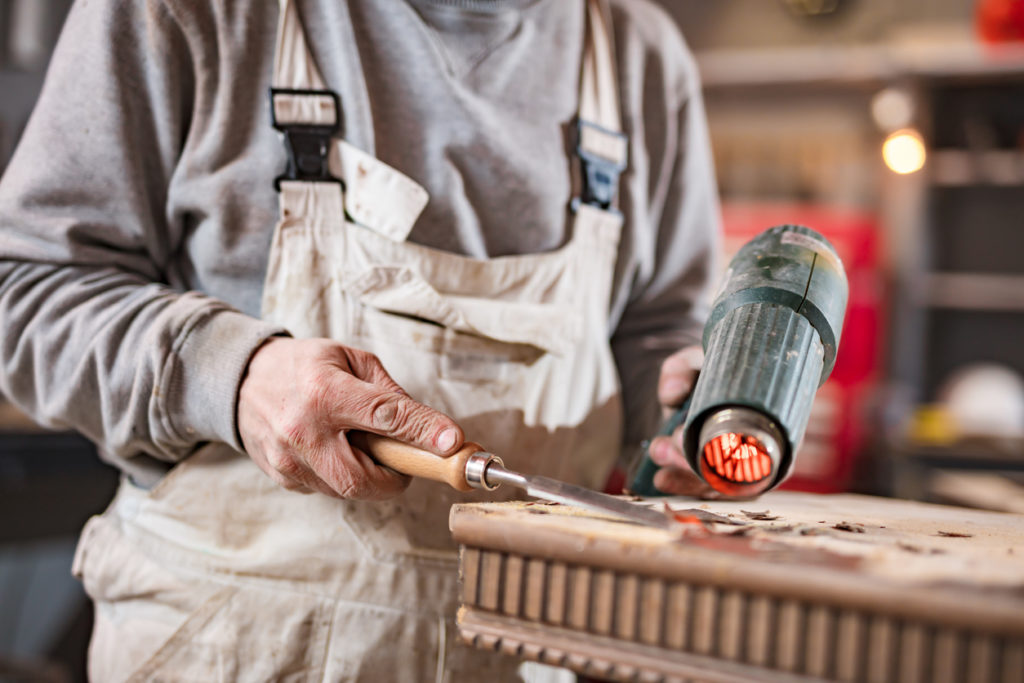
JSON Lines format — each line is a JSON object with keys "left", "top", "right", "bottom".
{"left": 73, "top": 0, "right": 630, "bottom": 679}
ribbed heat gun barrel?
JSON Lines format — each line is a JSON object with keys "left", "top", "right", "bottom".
{"left": 632, "top": 225, "right": 848, "bottom": 498}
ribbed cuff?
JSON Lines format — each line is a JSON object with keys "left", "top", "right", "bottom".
{"left": 161, "top": 308, "right": 289, "bottom": 454}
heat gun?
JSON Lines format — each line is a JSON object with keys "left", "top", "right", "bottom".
{"left": 632, "top": 225, "right": 849, "bottom": 498}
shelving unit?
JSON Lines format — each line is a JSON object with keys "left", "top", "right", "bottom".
{"left": 666, "top": 3, "right": 1024, "bottom": 498}
{"left": 881, "top": 73, "right": 1024, "bottom": 501}
{"left": 696, "top": 38, "right": 1024, "bottom": 88}
{"left": 924, "top": 272, "right": 1024, "bottom": 311}
{"left": 932, "top": 148, "right": 1024, "bottom": 186}
{"left": 920, "top": 80, "right": 1024, "bottom": 385}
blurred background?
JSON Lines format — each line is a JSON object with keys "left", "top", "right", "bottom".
{"left": 1, "top": 0, "right": 1024, "bottom": 680}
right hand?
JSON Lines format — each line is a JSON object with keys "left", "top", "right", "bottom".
{"left": 647, "top": 345, "right": 716, "bottom": 498}
{"left": 238, "top": 337, "right": 464, "bottom": 500}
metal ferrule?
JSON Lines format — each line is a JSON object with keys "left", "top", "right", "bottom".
{"left": 465, "top": 452, "right": 504, "bottom": 491}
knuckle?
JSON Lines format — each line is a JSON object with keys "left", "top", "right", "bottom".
{"left": 341, "top": 472, "right": 409, "bottom": 501}
{"left": 304, "top": 366, "right": 336, "bottom": 409}
{"left": 266, "top": 448, "right": 306, "bottom": 483}
{"left": 278, "top": 415, "right": 305, "bottom": 448}
{"left": 336, "top": 481, "right": 363, "bottom": 500}
{"left": 319, "top": 462, "right": 358, "bottom": 499}
{"left": 368, "top": 395, "right": 407, "bottom": 433}
{"left": 345, "top": 346, "right": 382, "bottom": 374}
{"left": 330, "top": 469, "right": 373, "bottom": 500}
{"left": 312, "top": 447, "right": 368, "bottom": 500}
{"left": 359, "top": 349, "right": 384, "bottom": 369}
{"left": 265, "top": 465, "right": 300, "bottom": 491}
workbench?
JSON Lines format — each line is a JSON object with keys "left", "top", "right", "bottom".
{"left": 450, "top": 492, "right": 1024, "bottom": 683}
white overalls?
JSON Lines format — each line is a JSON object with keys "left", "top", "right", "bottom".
{"left": 73, "top": 1, "right": 629, "bottom": 680}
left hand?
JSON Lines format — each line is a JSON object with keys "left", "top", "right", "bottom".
{"left": 647, "top": 345, "right": 716, "bottom": 497}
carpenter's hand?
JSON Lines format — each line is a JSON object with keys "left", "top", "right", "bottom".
{"left": 647, "top": 345, "right": 716, "bottom": 498}
{"left": 238, "top": 337, "right": 463, "bottom": 499}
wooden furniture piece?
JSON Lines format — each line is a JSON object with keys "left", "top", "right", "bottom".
{"left": 451, "top": 492, "right": 1024, "bottom": 683}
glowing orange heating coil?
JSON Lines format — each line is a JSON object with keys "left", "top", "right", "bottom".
{"left": 702, "top": 432, "right": 773, "bottom": 484}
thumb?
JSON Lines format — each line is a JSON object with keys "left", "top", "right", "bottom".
{"left": 658, "top": 345, "right": 704, "bottom": 407}
{"left": 335, "top": 373, "right": 464, "bottom": 456}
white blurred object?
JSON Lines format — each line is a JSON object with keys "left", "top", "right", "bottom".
{"left": 871, "top": 87, "right": 915, "bottom": 132}
{"left": 939, "top": 363, "right": 1024, "bottom": 439}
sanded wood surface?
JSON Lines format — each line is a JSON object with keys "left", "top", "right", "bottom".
{"left": 451, "top": 492, "right": 1024, "bottom": 683}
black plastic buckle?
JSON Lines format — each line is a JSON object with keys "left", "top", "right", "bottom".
{"left": 572, "top": 118, "right": 627, "bottom": 213}
{"left": 269, "top": 88, "right": 343, "bottom": 190}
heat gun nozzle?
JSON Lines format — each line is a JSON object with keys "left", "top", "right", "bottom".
{"left": 696, "top": 407, "right": 785, "bottom": 497}
{"left": 702, "top": 433, "right": 773, "bottom": 483}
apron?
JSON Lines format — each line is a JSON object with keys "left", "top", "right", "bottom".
{"left": 73, "top": 1, "right": 629, "bottom": 680}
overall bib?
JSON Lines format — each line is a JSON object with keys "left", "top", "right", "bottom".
{"left": 73, "top": 1, "right": 629, "bottom": 680}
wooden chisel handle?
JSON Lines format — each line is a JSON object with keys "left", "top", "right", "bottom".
{"left": 349, "top": 432, "right": 487, "bottom": 492}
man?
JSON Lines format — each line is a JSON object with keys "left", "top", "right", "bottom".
{"left": 0, "top": 0, "right": 719, "bottom": 679}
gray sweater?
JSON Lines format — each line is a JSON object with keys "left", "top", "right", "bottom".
{"left": 0, "top": 0, "right": 719, "bottom": 486}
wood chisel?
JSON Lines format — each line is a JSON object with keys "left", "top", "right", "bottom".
{"left": 352, "top": 433, "right": 673, "bottom": 530}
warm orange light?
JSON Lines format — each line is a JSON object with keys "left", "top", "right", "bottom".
{"left": 882, "top": 129, "right": 926, "bottom": 175}
{"left": 702, "top": 433, "right": 773, "bottom": 484}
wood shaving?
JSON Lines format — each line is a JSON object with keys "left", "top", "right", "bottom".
{"left": 898, "top": 543, "right": 945, "bottom": 555}
{"left": 832, "top": 521, "right": 866, "bottom": 533}
{"left": 663, "top": 503, "right": 711, "bottom": 530}
{"left": 741, "top": 509, "right": 780, "bottom": 521}
{"left": 937, "top": 531, "right": 973, "bottom": 538}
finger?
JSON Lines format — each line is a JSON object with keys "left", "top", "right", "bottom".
{"left": 354, "top": 458, "right": 413, "bottom": 501}
{"left": 648, "top": 435, "right": 690, "bottom": 470}
{"left": 283, "top": 458, "right": 344, "bottom": 498}
{"left": 658, "top": 346, "right": 704, "bottom": 407}
{"left": 333, "top": 373, "right": 464, "bottom": 455}
{"left": 257, "top": 445, "right": 331, "bottom": 495}
{"left": 261, "top": 457, "right": 318, "bottom": 494}
{"left": 330, "top": 349, "right": 462, "bottom": 454}
{"left": 653, "top": 467, "right": 712, "bottom": 497}
{"left": 313, "top": 438, "right": 412, "bottom": 500}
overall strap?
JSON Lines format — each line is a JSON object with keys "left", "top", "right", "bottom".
{"left": 269, "top": 0, "right": 342, "bottom": 188}
{"left": 574, "top": 0, "right": 628, "bottom": 214}
{"left": 274, "top": 0, "right": 327, "bottom": 91}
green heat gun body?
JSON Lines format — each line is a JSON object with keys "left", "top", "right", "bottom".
{"left": 632, "top": 225, "right": 849, "bottom": 498}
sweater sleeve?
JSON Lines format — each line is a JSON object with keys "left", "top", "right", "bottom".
{"left": 0, "top": 0, "right": 284, "bottom": 476}
{"left": 610, "top": 34, "right": 722, "bottom": 466}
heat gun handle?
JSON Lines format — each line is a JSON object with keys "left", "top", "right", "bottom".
{"left": 629, "top": 397, "right": 691, "bottom": 497}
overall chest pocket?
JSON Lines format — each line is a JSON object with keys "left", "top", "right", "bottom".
{"left": 348, "top": 265, "right": 581, "bottom": 384}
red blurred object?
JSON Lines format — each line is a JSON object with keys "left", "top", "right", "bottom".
{"left": 977, "top": 0, "right": 1024, "bottom": 43}
{"left": 721, "top": 202, "right": 884, "bottom": 494}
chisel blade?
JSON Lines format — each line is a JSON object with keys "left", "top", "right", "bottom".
{"left": 483, "top": 461, "right": 673, "bottom": 530}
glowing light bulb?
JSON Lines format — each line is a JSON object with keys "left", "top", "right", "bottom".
{"left": 883, "top": 129, "right": 926, "bottom": 175}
